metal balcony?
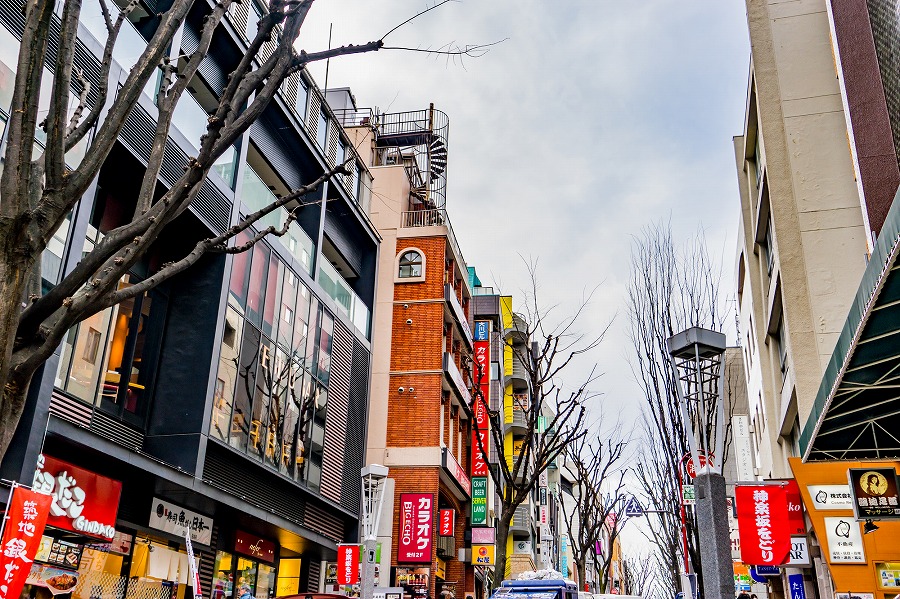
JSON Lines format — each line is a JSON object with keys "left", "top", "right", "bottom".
{"left": 443, "top": 352, "right": 472, "bottom": 406}
{"left": 400, "top": 209, "right": 468, "bottom": 278}
{"left": 436, "top": 534, "right": 456, "bottom": 558}
{"left": 444, "top": 283, "right": 473, "bottom": 349}
{"left": 510, "top": 504, "right": 533, "bottom": 534}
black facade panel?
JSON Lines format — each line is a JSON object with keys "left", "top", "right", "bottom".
{"left": 320, "top": 320, "right": 352, "bottom": 504}
{"left": 323, "top": 206, "right": 363, "bottom": 277}
{"left": 340, "top": 339, "right": 368, "bottom": 514}
{"left": 868, "top": 0, "right": 900, "bottom": 167}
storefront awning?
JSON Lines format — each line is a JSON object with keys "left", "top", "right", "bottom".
{"left": 801, "top": 188, "right": 900, "bottom": 460}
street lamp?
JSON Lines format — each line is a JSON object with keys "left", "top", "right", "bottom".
{"left": 666, "top": 327, "right": 731, "bottom": 599}
{"left": 361, "top": 464, "right": 389, "bottom": 599}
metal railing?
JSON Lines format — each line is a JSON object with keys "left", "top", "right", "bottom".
{"left": 400, "top": 209, "right": 467, "bottom": 276}
{"left": 444, "top": 284, "right": 473, "bottom": 344}
{"left": 443, "top": 352, "right": 472, "bottom": 405}
{"left": 331, "top": 107, "right": 375, "bottom": 128}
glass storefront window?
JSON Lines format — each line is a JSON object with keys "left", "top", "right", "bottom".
{"left": 230, "top": 319, "right": 260, "bottom": 452}
{"left": 212, "top": 551, "right": 234, "bottom": 599}
{"left": 229, "top": 231, "right": 253, "bottom": 309}
{"left": 246, "top": 244, "right": 269, "bottom": 328}
{"left": 235, "top": 557, "right": 257, "bottom": 596}
{"left": 255, "top": 564, "right": 275, "bottom": 599}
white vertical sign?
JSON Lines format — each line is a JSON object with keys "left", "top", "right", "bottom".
{"left": 732, "top": 415, "right": 754, "bottom": 481}
{"left": 185, "top": 530, "right": 202, "bottom": 599}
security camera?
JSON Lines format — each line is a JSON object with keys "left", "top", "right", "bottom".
{"left": 403, "top": 304, "right": 409, "bottom": 309}
{"left": 398, "top": 387, "right": 405, "bottom": 393}
{"left": 406, "top": 318, "right": 413, "bottom": 325}
{"left": 408, "top": 387, "right": 415, "bottom": 393}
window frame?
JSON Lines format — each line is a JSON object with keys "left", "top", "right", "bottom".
{"left": 396, "top": 248, "right": 426, "bottom": 282}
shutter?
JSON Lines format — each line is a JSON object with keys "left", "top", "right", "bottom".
{"left": 320, "top": 319, "right": 352, "bottom": 503}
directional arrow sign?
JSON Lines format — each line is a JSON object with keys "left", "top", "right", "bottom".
{"left": 624, "top": 496, "right": 644, "bottom": 517}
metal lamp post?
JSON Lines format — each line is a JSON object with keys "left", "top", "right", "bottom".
{"left": 361, "top": 464, "right": 389, "bottom": 599}
{"left": 666, "top": 327, "right": 731, "bottom": 599}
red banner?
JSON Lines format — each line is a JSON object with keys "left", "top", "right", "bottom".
{"left": 0, "top": 486, "right": 52, "bottom": 599}
{"left": 439, "top": 509, "right": 455, "bottom": 537}
{"left": 735, "top": 484, "right": 791, "bottom": 566}
{"left": 336, "top": 544, "right": 360, "bottom": 585}
{"left": 784, "top": 480, "right": 806, "bottom": 535}
{"left": 397, "top": 493, "right": 433, "bottom": 563}
{"left": 32, "top": 454, "right": 122, "bottom": 540}
{"left": 472, "top": 322, "right": 491, "bottom": 477}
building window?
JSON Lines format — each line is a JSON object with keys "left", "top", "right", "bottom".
{"left": 316, "top": 108, "right": 328, "bottom": 151}
{"left": 773, "top": 320, "right": 788, "bottom": 387}
{"left": 761, "top": 216, "right": 775, "bottom": 277}
{"left": 245, "top": 1, "right": 263, "bottom": 42}
{"left": 398, "top": 251, "right": 423, "bottom": 278}
{"left": 295, "top": 80, "right": 308, "bottom": 121}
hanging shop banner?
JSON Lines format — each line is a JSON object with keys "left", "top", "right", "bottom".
{"left": 397, "top": 494, "right": 433, "bottom": 563}
{"left": 783, "top": 480, "right": 807, "bottom": 534}
{"left": 472, "top": 527, "right": 495, "bottom": 544}
{"left": 472, "top": 321, "right": 491, "bottom": 477}
{"left": 470, "top": 478, "right": 488, "bottom": 526}
{"left": 472, "top": 544, "right": 495, "bottom": 566}
{"left": 32, "top": 454, "right": 122, "bottom": 541}
{"left": 337, "top": 544, "right": 360, "bottom": 585}
{"left": 848, "top": 467, "right": 900, "bottom": 520}
{"left": 735, "top": 484, "right": 791, "bottom": 566}
{"left": 807, "top": 485, "right": 853, "bottom": 510}
{"left": 824, "top": 517, "right": 866, "bottom": 563}
{"left": 0, "top": 486, "right": 53, "bottom": 599}
{"left": 438, "top": 509, "right": 455, "bottom": 537}
{"left": 149, "top": 498, "right": 213, "bottom": 545}
{"left": 184, "top": 530, "right": 202, "bottom": 599}
{"left": 234, "top": 531, "right": 276, "bottom": 564}
{"left": 787, "top": 574, "right": 806, "bottom": 599}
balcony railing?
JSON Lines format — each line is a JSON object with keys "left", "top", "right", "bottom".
{"left": 319, "top": 260, "right": 371, "bottom": 338}
{"left": 444, "top": 284, "right": 473, "bottom": 346}
{"left": 511, "top": 504, "right": 532, "bottom": 532}
{"left": 436, "top": 534, "right": 455, "bottom": 558}
{"left": 443, "top": 352, "right": 471, "bottom": 405}
{"left": 400, "top": 209, "right": 467, "bottom": 278}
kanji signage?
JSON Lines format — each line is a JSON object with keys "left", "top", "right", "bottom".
{"left": 787, "top": 573, "right": 806, "bottom": 599}
{"left": 149, "top": 498, "right": 213, "bottom": 545}
{"left": 32, "top": 454, "right": 122, "bottom": 541}
{"left": 848, "top": 467, "right": 900, "bottom": 520}
{"left": 438, "top": 509, "right": 455, "bottom": 537}
{"left": 807, "top": 485, "right": 853, "bottom": 510}
{"left": 824, "top": 517, "right": 865, "bottom": 563}
{"left": 337, "top": 544, "right": 360, "bottom": 585}
{"left": 234, "top": 531, "right": 276, "bottom": 564}
{"left": 472, "top": 321, "right": 491, "bottom": 477}
{"left": 397, "top": 494, "right": 433, "bottom": 563}
{"left": 471, "top": 478, "right": 488, "bottom": 525}
{"left": 735, "top": 484, "right": 791, "bottom": 566}
{"left": 0, "top": 486, "right": 52, "bottom": 599}
{"left": 684, "top": 452, "right": 714, "bottom": 479}
{"left": 472, "top": 544, "right": 495, "bottom": 566}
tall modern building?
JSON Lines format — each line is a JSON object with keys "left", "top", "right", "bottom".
{"left": 0, "top": 0, "right": 378, "bottom": 598}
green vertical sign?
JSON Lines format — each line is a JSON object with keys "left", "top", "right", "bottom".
{"left": 471, "top": 477, "right": 488, "bottom": 525}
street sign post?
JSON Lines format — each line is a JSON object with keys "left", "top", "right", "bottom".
{"left": 624, "top": 496, "right": 644, "bottom": 517}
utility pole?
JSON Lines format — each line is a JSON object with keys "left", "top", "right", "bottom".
{"left": 361, "top": 464, "right": 389, "bottom": 599}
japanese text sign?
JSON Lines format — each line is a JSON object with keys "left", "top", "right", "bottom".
{"left": 848, "top": 468, "right": 900, "bottom": 520}
{"left": 0, "top": 486, "right": 52, "bottom": 599}
{"left": 471, "top": 321, "right": 491, "bottom": 477}
{"left": 439, "top": 509, "right": 455, "bottom": 537}
{"left": 472, "top": 544, "right": 494, "bottom": 566}
{"left": 149, "top": 498, "right": 213, "bottom": 545}
{"left": 824, "top": 517, "right": 865, "bottom": 563}
{"left": 32, "top": 454, "right": 121, "bottom": 540}
{"left": 397, "top": 494, "right": 433, "bottom": 563}
{"left": 337, "top": 544, "right": 360, "bottom": 585}
{"left": 788, "top": 574, "right": 806, "bottom": 599}
{"left": 471, "top": 478, "right": 488, "bottom": 525}
{"left": 735, "top": 484, "right": 791, "bottom": 566}
{"left": 234, "top": 531, "right": 275, "bottom": 564}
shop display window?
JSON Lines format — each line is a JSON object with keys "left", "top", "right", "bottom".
{"left": 212, "top": 551, "right": 234, "bottom": 599}
{"left": 128, "top": 539, "right": 198, "bottom": 599}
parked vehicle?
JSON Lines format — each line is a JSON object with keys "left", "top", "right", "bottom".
{"left": 491, "top": 579, "right": 579, "bottom": 599}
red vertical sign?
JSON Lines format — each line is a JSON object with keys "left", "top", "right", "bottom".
{"left": 735, "top": 484, "right": 791, "bottom": 566}
{"left": 0, "top": 486, "right": 52, "bottom": 599}
{"left": 784, "top": 480, "right": 806, "bottom": 535}
{"left": 439, "top": 509, "right": 455, "bottom": 536}
{"left": 472, "top": 321, "right": 491, "bottom": 477}
{"left": 336, "top": 544, "right": 360, "bottom": 585}
{"left": 397, "top": 493, "right": 433, "bottom": 563}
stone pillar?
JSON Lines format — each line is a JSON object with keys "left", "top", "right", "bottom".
{"left": 694, "top": 472, "right": 734, "bottom": 599}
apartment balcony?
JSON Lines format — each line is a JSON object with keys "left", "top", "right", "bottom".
{"left": 510, "top": 353, "right": 530, "bottom": 388}
{"left": 400, "top": 209, "right": 468, "bottom": 285}
{"left": 506, "top": 398, "right": 529, "bottom": 434}
{"left": 436, "top": 534, "right": 456, "bottom": 559}
{"left": 444, "top": 284, "right": 473, "bottom": 349}
{"left": 443, "top": 352, "right": 471, "bottom": 407}
{"left": 510, "top": 504, "right": 533, "bottom": 534}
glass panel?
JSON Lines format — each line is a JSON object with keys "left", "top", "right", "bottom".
{"left": 58, "top": 308, "right": 113, "bottom": 402}
{"left": 212, "top": 307, "right": 243, "bottom": 441}
{"left": 125, "top": 288, "right": 161, "bottom": 417}
{"left": 245, "top": 244, "right": 269, "bottom": 327}
{"left": 261, "top": 257, "right": 281, "bottom": 338}
{"left": 41, "top": 212, "right": 72, "bottom": 294}
{"left": 294, "top": 82, "right": 308, "bottom": 122}
{"left": 294, "top": 373, "right": 314, "bottom": 482}
{"left": 235, "top": 558, "right": 257, "bottom": 598}
{"left": 292, "top": 283, "right": 310, "bottom": 363}
{"left": 304, "top": 300, "right": 319, "bottom": 373}
{"left": 212, "top": 551, "right": 234, "bottom": 599}
{"left": 278, "top": 270, "right": 296, "bottom": 350}
{"left": 315, "top": 311, "right": 333, "bottom": 386}
{"left": 280, "top": 365, "right": 301, "bottom": 476}
{"left": 264, "top": 347, "right": 289, "bottom": 469}
{"left": 229, "top": 231, "right": 253, "bottom": 310}
{"left": 316, "top": 109, "right": 327, "bottom": 151}
{"left": 230, "top": 321, "right": 261, "bottom": 452}
{"left": 213, "top": 146, "right": 239, "bottom": 189}
{"left": 245, "top": 2, "right": 262, "bottom": 41}
{"left": 319, "top": 260, "right": 351, "bottom": 315}
{"left": 255, "top": 564, "right": 275, "bottom": 599}
{"left": 0, "top": 25, "right": 19, "bottom": 111}
{"left": 249, "top": 336, "right": 274, "bottom": 460}
{"left": 305, "top": 384, "right": 327, "bottom": 492}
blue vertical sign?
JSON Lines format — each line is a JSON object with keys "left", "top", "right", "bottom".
{"left": 788, "top": 574, "right": 806, "bottom": 599}
{"left": 559, "top": 534, "right": 568, "bottom": 577}
{"left": 474, "top": 321, "right": 490, "bottom": 341}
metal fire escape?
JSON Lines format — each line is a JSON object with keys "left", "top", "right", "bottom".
{"left": 373, "top": 103, "right": 449, "bottom": 209}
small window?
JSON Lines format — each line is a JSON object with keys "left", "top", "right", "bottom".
{"left": 295, "top": 80, "right": 309, "bottom": 120}
{"left": 398, "top": 251, "right": 423, "bottom": 278}
{"left": 317, "top": 108, "right": 328, "bottom": 150}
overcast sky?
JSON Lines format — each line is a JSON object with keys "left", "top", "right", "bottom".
{"left": 302, "top": 1, "right": 750, "bottom": 443}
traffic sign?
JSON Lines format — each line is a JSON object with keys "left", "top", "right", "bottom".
{"left": 683, "top": 452, "right": 715, "bottom": 479}
{"left": 682, "top": 484, "right": 696, "bottom": 505}
{"left": 624, "top": 496, "right": 644, "bottom": 517}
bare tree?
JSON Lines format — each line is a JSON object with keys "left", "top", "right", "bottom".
{"left": 621, "top": 553, "right": 667, "bottom": 599}
{"left": 626, "top": 221, "right": 728, "bottom": 597}
{"left": 558, "top": 430, "right": 628, "bottom": 592}
{"left": 470, "top": 264, "right": 608, "bottom": 587}
{"left": 0, "top": 0, "right": 494, "bottom": 459}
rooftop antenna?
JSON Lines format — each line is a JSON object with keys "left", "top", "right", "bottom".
{"left": 323, "top": 23, "right": 333, "bottom": 100}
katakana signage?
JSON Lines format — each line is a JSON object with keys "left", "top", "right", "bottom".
{"left": 848, "top": 467, "right": 900, "bottom": 520}
{"left": 472, "top": 321, "right": 491, "bottom": 477}
{"left": 439, "top": 509, "right": 455, "bottom": 537}
{"left": 735, "top": 484, "right": 791, "bottom": 566}
{"left": 397, "top": 494, "right": 433, "bottom": 563}
{"left": 0, "top": 486, "right": 52, "bottom": 599}
{"left": 337, "top": 544, "right": 360, "bottom": 585}
{"left": 32, "top": 454, "right": 121, "bottom": 541}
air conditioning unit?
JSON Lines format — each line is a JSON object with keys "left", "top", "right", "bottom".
{"left": 458, "top": 548, "right": 471, "bottom": 563}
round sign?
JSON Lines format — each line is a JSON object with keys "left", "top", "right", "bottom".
{"left": 683, "top": 452, "right": 714, "bottom": 479}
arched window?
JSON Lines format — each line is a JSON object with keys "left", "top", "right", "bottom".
{"left": 398, "top": 251, "right": 423, "bottom": 278}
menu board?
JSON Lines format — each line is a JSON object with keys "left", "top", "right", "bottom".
{"left": 34, "top": 536, "right": 83, "bottom": 570}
